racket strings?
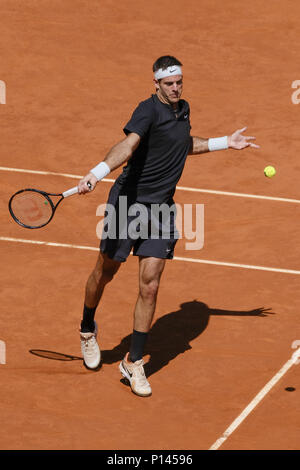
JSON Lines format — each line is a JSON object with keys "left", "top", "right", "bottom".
{"left": 10, "top": 191, "right": 53, "bottom": 228}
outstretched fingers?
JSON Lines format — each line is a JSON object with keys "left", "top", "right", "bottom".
{"left": 249, "top": 142, "right": 260, "bottom": 148}
{"left": 245, "top": 136, "right": 260, "bottom": 148}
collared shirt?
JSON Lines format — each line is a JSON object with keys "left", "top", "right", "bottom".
{"left": 116, "top": 94, "right": 191, "bottom": 203}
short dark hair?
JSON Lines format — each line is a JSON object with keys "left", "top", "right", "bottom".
{"left": 152, "top": 55, "right": 182, "bottom": 72}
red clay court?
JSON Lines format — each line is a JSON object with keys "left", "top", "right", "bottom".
{"left": 0, "top": 0, "right": 300, "bottom": 451}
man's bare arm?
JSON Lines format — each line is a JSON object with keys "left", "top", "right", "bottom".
{"left": 188, "top": 127, "right": 259, "bottom": 156}
{"left": 78, "top": 132, "right": 141, "bottom": 193}
{"left": 188, "top": 136, "right": 209, "bottom": 155}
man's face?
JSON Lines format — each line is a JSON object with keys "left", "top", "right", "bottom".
{"left": 155, "top": 74, "right": 183, "bottom": 106}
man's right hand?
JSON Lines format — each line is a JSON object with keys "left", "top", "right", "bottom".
{"left": 78, "top": 172, "right": 98, "bottom": 194}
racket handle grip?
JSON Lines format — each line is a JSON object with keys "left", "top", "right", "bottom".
{"left": 62, "top": 186, "right": 79, "bottom": 198}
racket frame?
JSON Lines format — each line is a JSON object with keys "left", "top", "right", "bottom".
{"left": 8, "top": 188, "right": 64, "bottom": 229}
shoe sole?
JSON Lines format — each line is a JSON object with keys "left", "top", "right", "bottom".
{"left": 83, "top": 358, "right": 102, "bottom": 371}
{"left": 119, "top": 362, "right": 152, "bottom": 397}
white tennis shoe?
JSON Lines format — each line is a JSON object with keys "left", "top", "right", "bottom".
{"left": 80, "top": 321, "right": 101, "bottom": 369}
{"left": 119, "top": 353, "right": 152, "bottom": 397}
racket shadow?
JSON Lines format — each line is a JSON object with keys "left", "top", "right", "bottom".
{"left": 29, "top": 349, "right": 83, "bottom": 362}
{"left": 29, "top": 349, "right": 102, "bottom": 371}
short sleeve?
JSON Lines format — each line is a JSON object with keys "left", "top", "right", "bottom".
{"left": 123, "top": 100, "right": 155, "bottom": 138}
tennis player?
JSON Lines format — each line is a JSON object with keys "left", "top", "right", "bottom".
{"left": 78, "top": 55, "right": 259, "bottom": 397}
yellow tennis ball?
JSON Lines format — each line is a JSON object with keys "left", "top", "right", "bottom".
{"left": 264, "top": 166, "right": 276, "bottom": 178}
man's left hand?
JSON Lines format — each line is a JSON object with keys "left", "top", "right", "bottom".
{"left": 228, "top": 127, "right": 260, "bottom": 150}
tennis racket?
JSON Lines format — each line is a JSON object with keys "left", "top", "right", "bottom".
{"left": 8, "top": 182, "right": 91, "bottom": 229}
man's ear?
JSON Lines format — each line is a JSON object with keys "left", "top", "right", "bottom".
{"left": 153, "top": 78, "right": 159, "bottom": 91}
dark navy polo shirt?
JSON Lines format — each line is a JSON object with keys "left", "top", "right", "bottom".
{"left": 116, "top": 94, "right": 191, "bottom": 204}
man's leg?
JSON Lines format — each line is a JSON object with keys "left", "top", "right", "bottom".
{"left": 119, "top": 256, "right": 166, "bottom": 397}
{"left": 80, "top": 251, "right": 121, "bottom": 369}
{"left": 81, "top": 251, "right": 121, "bottom": 332}
{"left": 132, "top": 255, "right": 166, "bottom": 340}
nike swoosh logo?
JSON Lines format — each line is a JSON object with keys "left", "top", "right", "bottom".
{"left": 123, "top": 363, "right": 133, "bottom": 377}
{"left": 169, "top": 69, "right": 176, "bottom": 73}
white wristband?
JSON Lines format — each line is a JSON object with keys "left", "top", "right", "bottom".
{"left": 208, "top": 136, "right": 228, "bottom": 152}
{"left": 90, "top": 161, "right": 111, "bottom": 181}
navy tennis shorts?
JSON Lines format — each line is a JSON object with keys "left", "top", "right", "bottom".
{"left": 100, "top": 182, "right": 179, "bottom": 262}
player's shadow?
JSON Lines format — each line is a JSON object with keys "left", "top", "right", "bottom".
{"left": 101, "top": 300, "right": 274, "bottom": 377}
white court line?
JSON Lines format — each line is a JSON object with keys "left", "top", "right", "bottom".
{"left": 0, "top": 236, "right": 98, "bottom": 252}
{"left": 173, "top": 256, "right": 300, "bottom": 275}
{"left": 1, "top": 166, "right": 300, "bottom": 204}
{"left": 209, "top": 347, "right": 300, "bottom": 450}
{"left": 0, "top": 166, "right": 113, "bottom": 182}
{"left": 1, "top": 236, "right": 300, "bottom": 275}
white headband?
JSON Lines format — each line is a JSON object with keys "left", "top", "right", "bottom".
{"left": 154, "top": 65, "right": 182, "bottom": 80}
